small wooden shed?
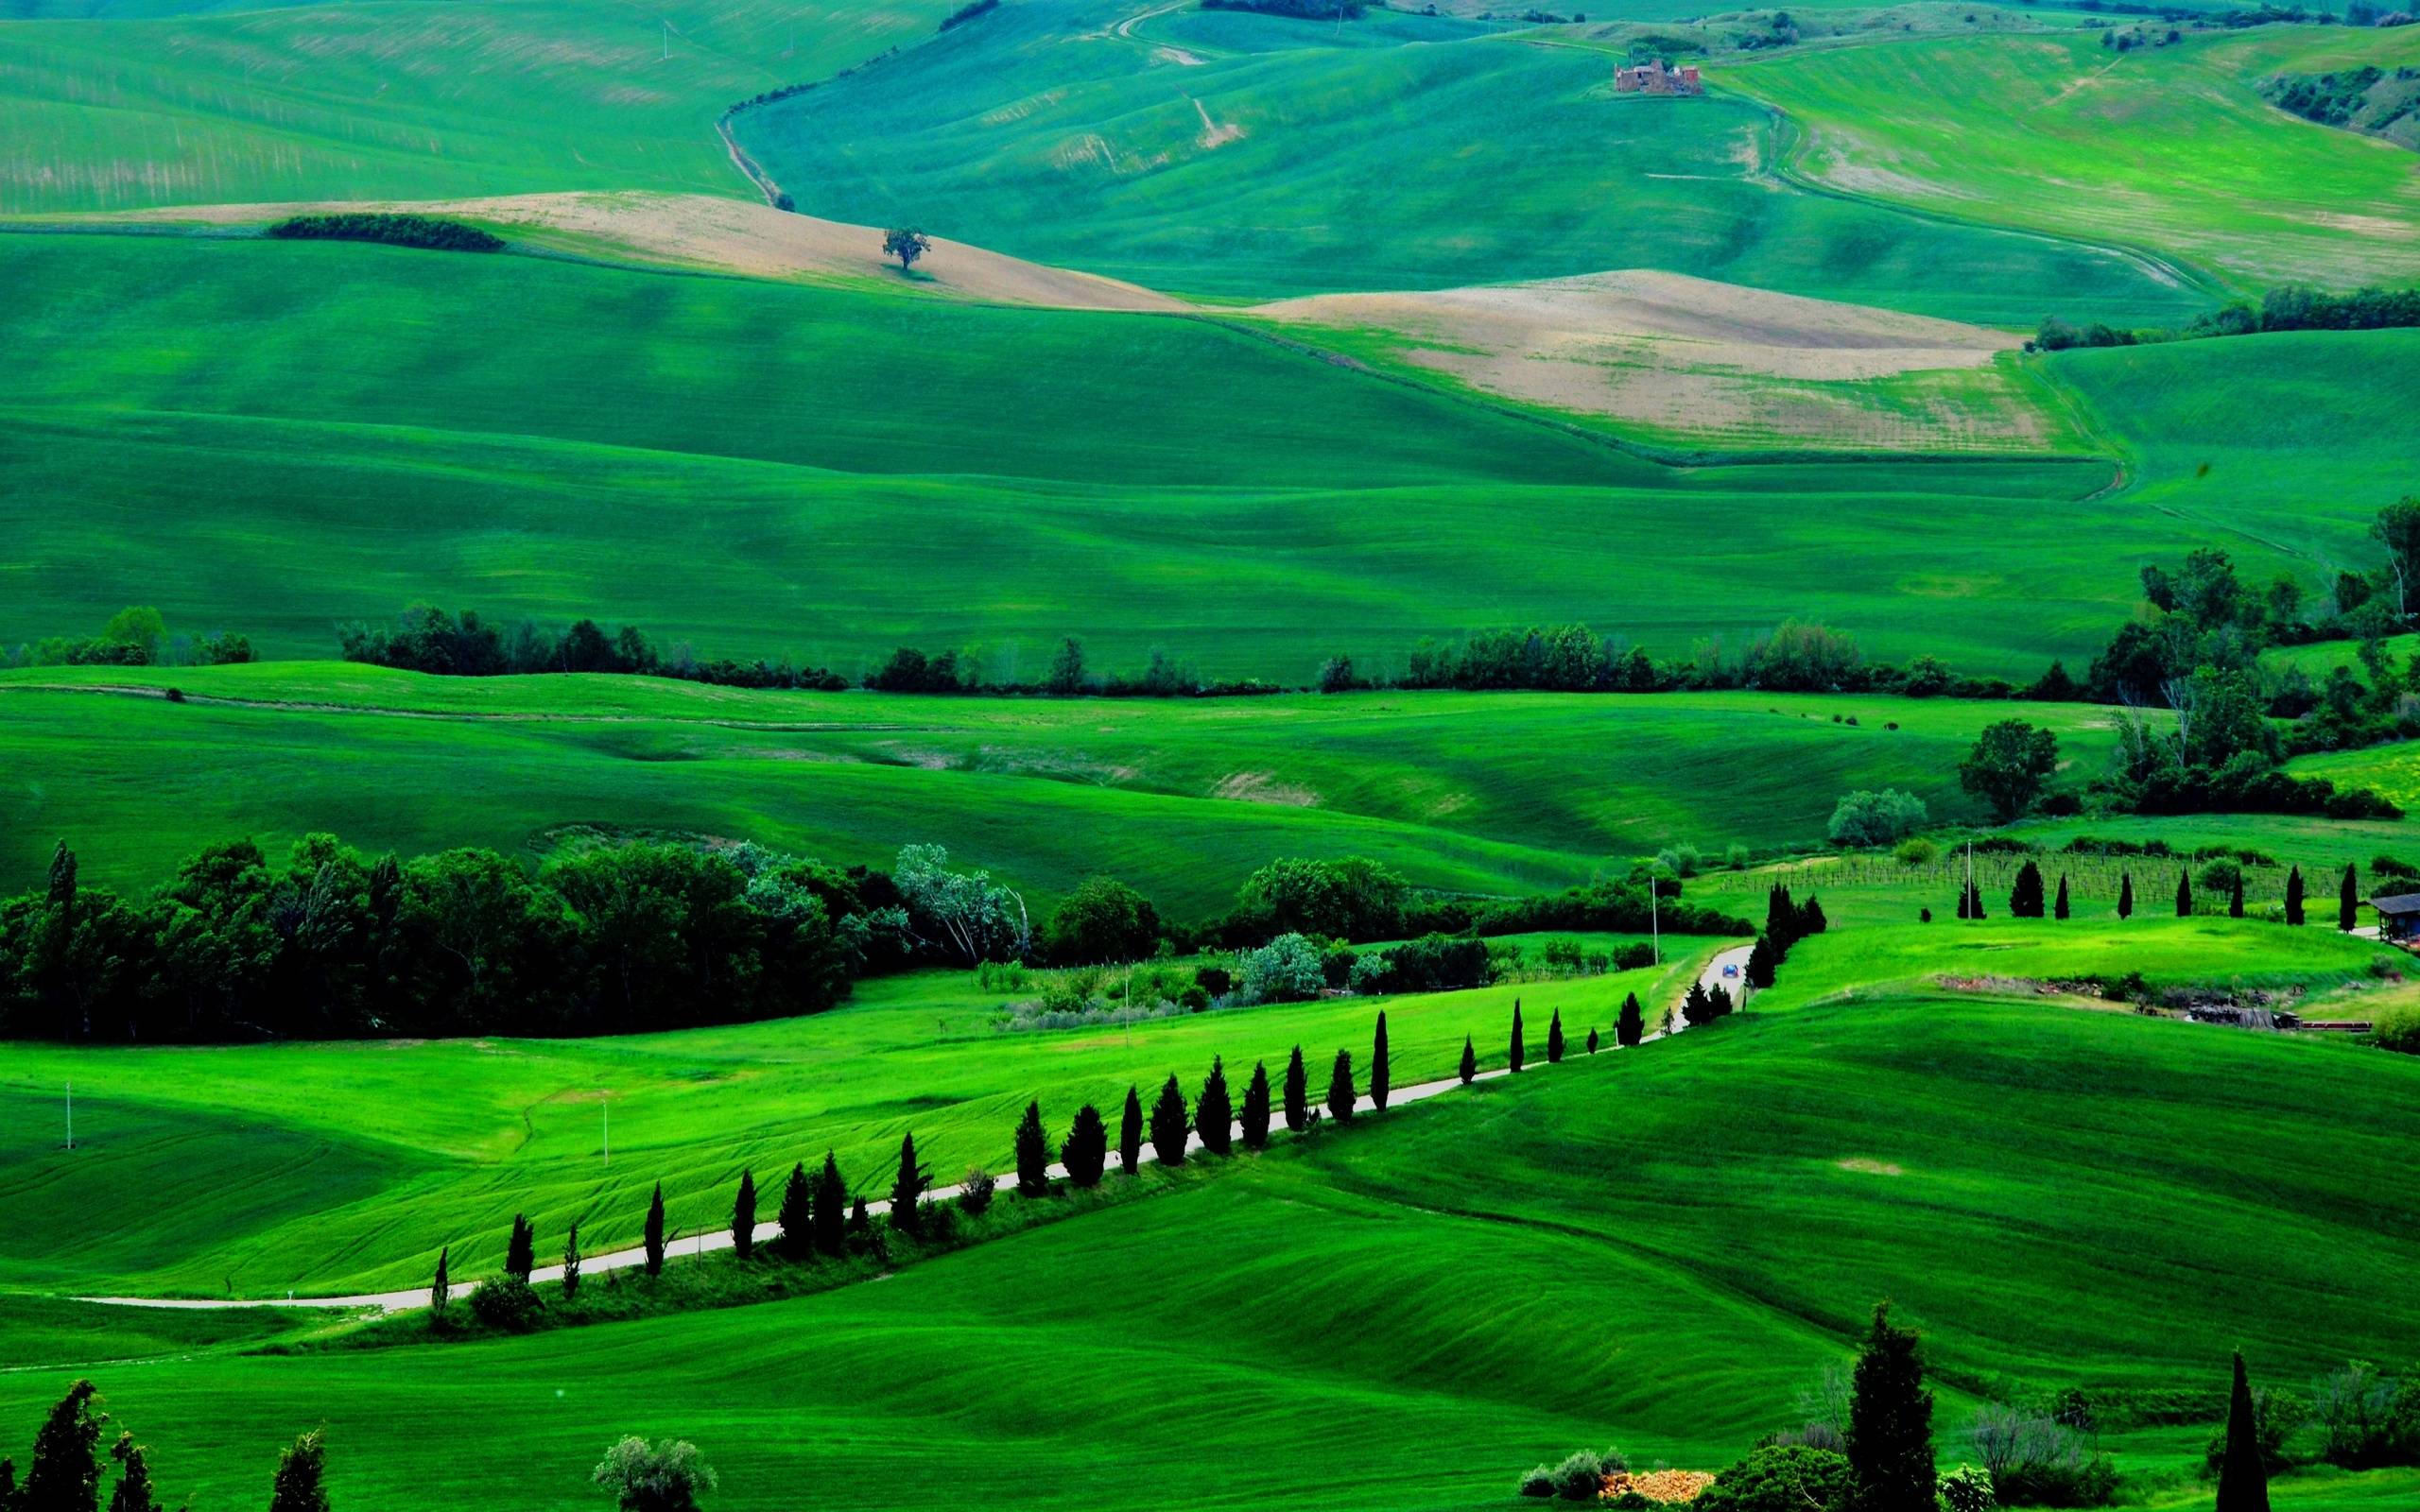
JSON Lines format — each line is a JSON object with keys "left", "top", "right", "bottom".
{"left": 2368, "top": 891, "right": 2420, "bottom": 944}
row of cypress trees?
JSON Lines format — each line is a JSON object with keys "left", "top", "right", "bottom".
{"left": 1962, "top": 859, "right": 2365, "bottom": 928}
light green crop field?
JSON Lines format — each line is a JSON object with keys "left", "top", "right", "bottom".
{"left": 5, "top": 989, "right": 2416, "bottom": 1511}
{"left": 0, "top": 0, "right": 951, "bottom": 214}
{"left": 0, "top": 951, "right": 1711, "bottom": 1296}
{"left": 0, "top": 664, "right": 2149, "bottom": 904}
{"left": 732, "top": 0, "right": 2213, "bottom": 321}
{"left": 1728, "top": 26, "right": 2420, "bottom": 292}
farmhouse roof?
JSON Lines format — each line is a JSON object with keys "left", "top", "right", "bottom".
{"left": 2368, "top": 892, "right": 2420, "bottom": 916}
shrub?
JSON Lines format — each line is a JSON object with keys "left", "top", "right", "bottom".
{"left": 2312, "top": 1360, "right": 2420, "bottom": 1468}
{"left": 1937, "top": 1465, "right": 1995, "bottom": 1512}
{"left": 958, "top": 1167, "right": 995, "bottom": 1217}
{"left": 467, "top": 1274, "right": 543, "bottom": 1332}
{"left": 1525, "top": 1448, "right": 1622, "bottom": 1501}
{"left": 1236, "top": 933, "right": 1327, "bottom": 1005}
{"left": 2376, "top": 1006, "right": 2420, "bottom": 1056}
{"left": 1194, "top": 965, "right": 1233, "bottom": 998}
{"left": 1693, "top": 1444, "right": 1856, "bottom": 1512}
{"left": 1972, "top": 1407, "right": 2119, "bottom": 1505}
{"left": 1894, "top": 836, "right": 1942, "bottom": 867}
{"left": 2197, "top": 858, "right": 2245, "bottom": 895}
{"left": 1829, "top": 788, "right": 1930, "bottom": 848}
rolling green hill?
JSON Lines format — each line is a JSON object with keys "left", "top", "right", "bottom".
{"left": 732, "top": 0, "right": 2213, "bottom": 321}
{"left": 1728, "top": 26, "right": 2420, "bottom": 292}
{"left": 5, "top": 990, "right": 2415, "bottom": 1509}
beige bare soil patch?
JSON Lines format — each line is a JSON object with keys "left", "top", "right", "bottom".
{"left": 96, "top": 192, "right": 1190, "bottom": 313}
{"left": 1250, "top": 268, "right": 2055, "bottom": 452}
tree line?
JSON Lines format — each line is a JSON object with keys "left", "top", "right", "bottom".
{"left": 2034, "top": 280, "right": 2420, "bottom": 352}
{"left": 5, "top": 606, "right": 251, "bottom": 671}
{"left": 265, "top": 213, "right": 505, "bottom": 253}
{"left": 338, "top": 605, "right": 849, "bottom": 691}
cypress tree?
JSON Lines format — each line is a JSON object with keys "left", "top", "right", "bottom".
{"left": 2009, "top": 861, "right": 2045, "bottom": 919}
{"left": 1326, "top": 1048, "right": 1356, "bottom": 1124}
{"left": 562, "top": 1223, "right": 581, "bottom": 1299}
{"left": 1586, "top": 1026, "right": 1600, "bottom": 1055}
{"left": 2284, "top": 865, "right": 2305, "bottom": 926}
{"left": 108, "top": 1432, "right": 163, "bottom": 1512}
{"left": 1845, "top": 1302, "right": 1935, "bottom": 1512}
{"left": 1239, "top": 1061, "right": 1272, "bottom": 1150}
{"left": 1150, "top": 1074, "right": 1188, "bottom": 1165}
{"left": 504, "top": 1212, "right": 535, "bottom": 1282}
{"left": 266, "top": 1429, "right": 330, "bottom": 1512}
{"left": 1459, "top": 1035, "right": 1478, "bottom": 1083}
{"left": 2177, "top": 870, "right": 2193, "bottom": 918}
{"left": 845, "top": 1195, "right": 872, "bottom": 1250}
{"left": 431, "top": 1245, "right": 450, "bottom": 1314}
{"left": 1765, "top": 883, "right": 1795, "bottom": 948}
{"left": 1509, "top": 1001, "right": 1526, "bottom": 1072}
{"left": 775, "top": 1160, "right": 811, "bottom": 1259}
{"left": 1014, "top": 1099, "right": 1050, "bottom": 1196}
{"left": 2341, "top": 862, "right": 2359, "bottom": 932}
{"left": 1710, "top": 983, "right": 1735, "bottom": 1018}
{"left": 1196, "top": 1057, "right": 1234, "bottom": 1155}
{"left": 1547, "top": 1008, "right": 1565, "bottom": 1062}
{"left": 1748, "top": 935, "right": 1778, "bottom": 989}
{"left": 644, "top": 1182, "right": 666, "bottom": 1276}
{"left": 812, "top": 1151, "right": 847, "bottom": 1256}
{"left": 2230, "top": 871, "right": 2246, "bottom": 919}
{"left": 1063, "top": 1104, "right": 1109, "bottom": 1188}
{"left": 1119, "top": 1085, "right": 1145, "bottom": 1171}
{"left": 2118, "top": 871, "right": 2134, "bottom": 919}
{"left": 1683, "top": 980, "right": 1717, "bottom": 1026}
{"left": 1955, "top": 881, "right": 1969, "bottom": 920}
{"left": 1617, "top": 991, "right": 1644, "bottom": 1048}
{"left": 889, "top": 1131, "right": 927, "bottom": 1237}
{"left": 1964, "top": 877, "right": 1985, "bottom": 919}
{"left": 731, "top": 1168, "right": 757, "bottom": 1261}
{"left": 1370, "top": 1011, "right": 1391, "bottom": 1111}
{"left": 1799, "top": 894, "right": 1828, "bottom": 936}
{"left": 2054, "top": 873, "right": 2071, "bottom": 919}
{"left": 1282, "top": 1045, "right": 1309, "bottom": 1132}
{"left": 23, "top": 1378, "right": 105, "bottom": 1512}
{"left": 2215, "top": 1350, "right": 2271, "bottom": 1512}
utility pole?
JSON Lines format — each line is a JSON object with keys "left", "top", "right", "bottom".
{"left": 64, "top": 1081, "right": 72, "bottom": 1150}
{"left": 602, "top": 1097, "right": 610, "bottom": 1169}
{"left": 662, "top": 19, "right": 670, "bottom": 60}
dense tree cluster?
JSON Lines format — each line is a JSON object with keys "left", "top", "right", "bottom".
{"left": 265, "top": 213, "right": 504, "bottom": 252}
{"left": 0, "top": 1380, "right": 328, "bottom": 1512}
{"left": 2038, "top": 280, "right": 2420, "bottom": 352}
{"left": 340, "top": 605, "right": 849, "bottom": 691}
{"left": 5, "top": 606, "right": 251, "bottom": 670}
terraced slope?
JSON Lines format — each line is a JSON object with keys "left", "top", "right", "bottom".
{"left": 1729, "top": 26, "right": 2420, "bottom": 291}
{"left": 733, "top": 0, "right": 2214, "bottom": 322}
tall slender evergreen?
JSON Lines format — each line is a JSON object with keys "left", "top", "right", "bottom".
{"left": 2177, "top": 870, "right": 2194, "bottom": 917}
{"left": 2229, "top": 871, "right": 2246, "bottom": 919}
{"left": 1459, "top": 1035, "right": 1478, "bottom": 1083}
{"left": 1509, "top": 1001, "right": 1526, "bottom": 1073}
{"left": 1150, "top": 1074, "right": 1189, "bottom": 1165}
{"left": 562, "top": 1223, "right": 581, "bottom": 1299}
{"left": 432, "top": 1245, "right": 450, "bottom": 1314}
{"left": 2118, "top": 871, "right": 2134, "bottom": 919}
{"left": 1844, "top": 1302, "right": 1935, "bottom": 1512}
{"left": 1196, "top": 1057, "right": 1234, "bottom": 1155}
{"left": 2215, "top": 1351, "right": 2271, "bottom": 1512}
{"left": 1239, "top": 1061, "right": 1272, "bottom": 1150}
{"left": 109, "top": 1432, "right": 164, "bottom": 1512}
{"left": 1547, "top": 1008, "right": 1565, "bottom": 1062}
{"left": 1062, "top": 1104, "right": 1109, "bottom": 1188}
{"left": 2053, "top": 873, "right": 2071, "bottom": 919}
{"left": 266, "top": 1429, "right": 330, "bottom": 1512}
{"left": 889, "top": 1132, "right": 928, "bottom": 1236}
{"left": 23, "top": 1378, "right": 105, "bottom": 1512}
{"left": 1616, "top": 992, "right": 1644, "bottom": 1048}
{"left": 2284, "top": 865, "right": 2305, "bottom": 926}
{"left": 2009, "top": 860, "right": 2045, "bottom": 919}
{"left": 1119, "top": 1085, "right": 1145, "bottom": 1171}
{"left": 504, "top": 1211, "right": 535, "bottom": 1282}
{"left": 730, "top": 1168, "right": 757, "bottom": 1261}
{"left": 775, "top": 1160, "right": 811, "bottom": 1258}
{"left": 1586, "top": 1026, "right": 1600, "bottom": 1055}
{"left": 1326, "top": 1048, "right": 1356, "bottom": 1124}
{"left": 812, "top": 1151, "right": 847, "bottom": 1256}
{"left": 644, "top": 1182, "right": 666, "bottom": 1276}
{"left": 1014, "top": 1100, "right": 1050, "bottom": 1196}
{"left": 2341, "top": 862, "right": 2360, "bottom": 932}
{"left": 1370, "top": 1011, "right": 1391, "bottom": 1111}
{"left": 1282, "top": 1045, "right": 1309, "bottom": 1131}
{"left": 1747, "top": 936, "right": 1778, "bottom": 989}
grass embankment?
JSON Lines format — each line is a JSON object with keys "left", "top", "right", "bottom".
{"left": 0, "top": 664, "right": 2141, "bottom": 902}
{"left": 733, "top": 0, "right": 2209, "bottom": 323}
{"left": 5, "top": 992, "right": 2415, "bottom": 1510}
{"left": 1728, "top": 26, "right": 2420, "bottom": 290}
{"left": 0, "top": 950, "right": 1708, "bottom": 1296}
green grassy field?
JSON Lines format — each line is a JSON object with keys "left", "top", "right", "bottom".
{"left": 732, "top": 0, "right": 2214, "bottom": 321}
{"left": 1728, "top": 26, "right": 2420, "bottom": 292}
{"left": 0, "top": 664, "right": 2153, "bottom": 903}
{"left": 6, "top": 987, "right": 2416, "bottom": 1510}
{"left": 0, "top": 0, "right": 952, "bottom": 213}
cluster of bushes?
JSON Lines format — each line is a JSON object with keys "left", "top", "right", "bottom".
{"left": 5, "top": 606, "right": 252, "bottom": 670}
{"left": 265, "top": 213, "right": 504, "bottom": 252}
{"left": 1200, "top": 0, "right": 1367, "bottom": 18}
{"left": 1392, "top": 619, "right": 2034, "bottom": 700}
{"left": 0, "top": 835, "right": 1014, "bottom": 1042}
{"left": 339, "top": 605, "right": 849, "bottom": 690}
{"left": 2035, "top": 281, "right": 2420, "bottom": 354}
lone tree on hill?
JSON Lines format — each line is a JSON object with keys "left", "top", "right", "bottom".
{"left": 1326, "top": 1048, "right": 1356, "bottom": 1124}
{"left": 2341, "top": 863, "right": 2360, "bottom": 932}
{"left": 1119, "top": 1085, "right": 1145, "bottom": 1170}
{"left": 812, "top": 1152, "right": 847, "bottom": 1256}
{"left": 2177, "top": 870, "right": 2194, "bottom": 918}
{"left": 889, "top": 1132, "right": 928, "bottom": 1237}
{"left": 267, "top": 1430, "right": 331, "bottom": 1512}
{"left": 775, "top": 1161, "right": 811, "bottom": 1258}
{"left": 1240, "top": 1061, "right": 1272, "bottom": 1150}
{"left": 644, "top": 1183, "right": 666, "bottom": 1277}
{"left": 1283, "top": 1045, "right": 1309, "bottom": 1131}
{"left": 594, "top": 1436, "right": 717, "bottom": 1512}
{"left": 563, "top": 1223, "right": 582, "bottom": 1299}
{"left": 1459, "top": 1035, "right": 1478, "bottom": 1083}
{"left": 1509, "top": 1001, "right": 1526, "bottom": 1073}
{"left": 432, "top": 1245, "right": 451, "bottom": 1314}
{"left": 1846, "top": 1303, "right": 1935, "bottom": 1512}
{"left": 2009, "top": 861, "right": 2045, "bottom": 919}
{"left": 1547, "top": 1008, "right": 1565, "bottom": 1063}
{"left": 2118, "top": 871, "right": 2135, "bottom": 919}
{"left": 1959, "top": 718, "right": 2059, "bottom": 821}
{"left": 1150, "top": 1074, "right": 1188, "bottom": 1165}
{"left": 1063, "top": 1103, "right": 1109, "bottom": 1188}
{"left": 730, "top": 1170, "right": 757, "bottom": 1262}
{"left": 2216, "top": 1351, "right": 2271, "bottom": 1512}
{"left": 2054, "top": 873, "right": 2071, "bottom": 919}
{"left": 505, "top": 1211, "right": 536, "bottom": 1282}
{"left": 1371, "top": 1011, "right": 1392, "bottom": 1111}
{"left": 1196, "top": 1057, "right": 1234, "bottom": 1155}
{"left": 1617, "top": 991, "right": 1644, "bottom": 1048}
{"left": 2285, "top": 865, "right": 2305, "bottom": 926}
{"left": 1014, "top": 1100, "right": 1051, "bottom": 1196}
{"left": 881, "top": 227, "right": 930, "bottom": 270}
